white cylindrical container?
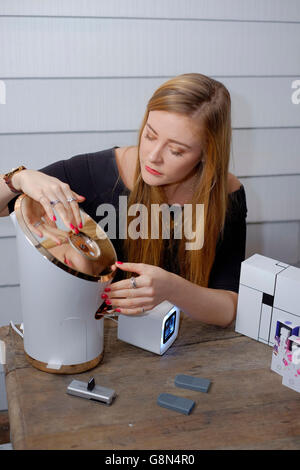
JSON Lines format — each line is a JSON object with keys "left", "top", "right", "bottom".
{"left": 12, "top": 195, "right": 117, "bottom": 374}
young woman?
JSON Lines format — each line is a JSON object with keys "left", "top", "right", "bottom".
{"left": 0, "top": 73, "right": 247, "bottom": 327}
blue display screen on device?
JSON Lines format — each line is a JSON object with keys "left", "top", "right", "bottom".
{"left": 163, "top": 311, "right": 176, "bottom": 344}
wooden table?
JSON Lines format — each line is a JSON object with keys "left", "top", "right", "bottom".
{"left": 1, "top": 316, "right": 300, "bottom": 450}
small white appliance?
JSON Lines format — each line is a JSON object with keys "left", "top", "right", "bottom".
{"left": 11, "top": 195, "right": 117, "bottom": 374}
{"left": 117, "top": 301, "right": 180, "bottom": 355}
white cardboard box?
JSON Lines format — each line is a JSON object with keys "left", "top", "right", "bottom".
{"left": 235, "top": 254, "right": 300, "bottom": 346}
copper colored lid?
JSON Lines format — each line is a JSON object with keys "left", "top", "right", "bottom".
{"left": 14, "top": 194, "right": 117, "bottom": 283}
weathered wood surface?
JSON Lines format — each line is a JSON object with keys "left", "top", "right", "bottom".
{"left": 1, "top": 317, "right": 300, "bottom": 450}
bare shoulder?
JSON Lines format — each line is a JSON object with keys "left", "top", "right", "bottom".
{"left": 114, "top": 146, "right": 138, "bottom": 190}
{"left": 227, "top": 172, "right": 242, "bottom": 194}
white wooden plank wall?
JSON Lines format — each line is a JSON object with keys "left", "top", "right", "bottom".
{"left": 0, "top": 0, "right": 300, "bottom": 326}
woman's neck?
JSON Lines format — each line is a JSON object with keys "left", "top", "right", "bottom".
{"left": 163, "top": 172, "right": 199, "bottom": 206}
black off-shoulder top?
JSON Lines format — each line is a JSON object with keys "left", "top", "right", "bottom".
{"left": 8, "top": 147, "right": 247, "bottom": 293}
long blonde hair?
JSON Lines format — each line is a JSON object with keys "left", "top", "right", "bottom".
{"left": 124, "top": 73, "right": 232, "bottom": 287}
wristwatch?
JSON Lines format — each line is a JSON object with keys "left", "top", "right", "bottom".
{"left": 3, "top": 166, "right": 27, "bottom": 194}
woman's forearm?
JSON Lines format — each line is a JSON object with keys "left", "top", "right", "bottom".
{"left": 167, "top": 272, "right": 238, "bottom": 328}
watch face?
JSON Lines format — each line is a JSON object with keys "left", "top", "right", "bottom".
{"left": 4, "top": 167, "right": 25, "bottom": 193}
{"left": 8, "top": 166, "right": 25, "bottom": 176}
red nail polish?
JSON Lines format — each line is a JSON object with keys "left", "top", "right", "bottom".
{"left": 105, "top": 300, "right": 111, "bottom": 305}
{"left": 116, "top": 261, "right": 123, "bottom": 264}
{"left": 70, "top": 223, "right": 75, "bottom": 230}
{"left": 114, "top": 309, "right": 121, "bottom": 313}
{"left": 79, "top": 222, "right": 83, "bottom": 229}
{"left": 75, "top": 228, "right": 79, "bottom": 234}
{"left": 53, "top": 215, "right": 57, "bottom": 222}
{"left": 104, "top": 287, "right": 111, "bottom": 292}
{"left": 101, "top": 294, "right": 108, "bottom": 299}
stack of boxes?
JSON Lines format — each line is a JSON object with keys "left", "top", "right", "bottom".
{"left": 270, "top": 320, "right": 300, "bottom": 392}
{"left": 235, "top": 253, "right": 300, "bottom": 393}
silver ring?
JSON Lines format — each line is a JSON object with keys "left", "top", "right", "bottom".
{"left": 50, "top": 199, "right": 61, "bottom": 207}
{"left": 34, "top": 221, "right": 42, "bottom": 228}
{"left": 67, "top": 197, "right": 77, "bottom": 203}
{"left": 130, "top": 276, "right": 138, "bottom": 289}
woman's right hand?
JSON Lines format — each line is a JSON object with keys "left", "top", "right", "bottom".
{"left": 13, "top": 169, "right": 85, "bottom": 233}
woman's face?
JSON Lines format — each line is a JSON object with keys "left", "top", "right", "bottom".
{"left": 139, "top": 110, "right": 204, "bottom": 189}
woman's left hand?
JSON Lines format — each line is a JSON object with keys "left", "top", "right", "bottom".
{"left": 104, "top": 262, "right": 174, "bottom": 315}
